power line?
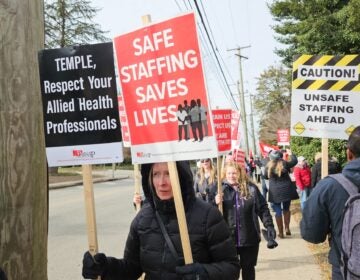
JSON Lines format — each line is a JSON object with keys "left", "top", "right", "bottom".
{"left": 192, "top": 0, "right": 238, "bottom": 109}
{"left": 174, "top": 0, "right": 239, "bottom": 109}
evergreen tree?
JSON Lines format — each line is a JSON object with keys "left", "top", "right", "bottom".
{"left": 269, "top": 0, "right": 360, "bottom": 66}
{"left": 253, "top": 65, "right": 292, "bottom": 119}
{"left": 45, "top": 0, "right": 109, "bottom": 48}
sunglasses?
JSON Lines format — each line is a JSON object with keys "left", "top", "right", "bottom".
{"left": 201, "top": 159, "right": 210, "bottom": 163}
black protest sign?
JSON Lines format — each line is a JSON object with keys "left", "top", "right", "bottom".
{"left": 38, "top": 42, "right": 121, "bottom": 148}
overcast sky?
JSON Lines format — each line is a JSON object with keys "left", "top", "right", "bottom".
{"left": 91, "top": 0, "right": 283, "bottom": 109}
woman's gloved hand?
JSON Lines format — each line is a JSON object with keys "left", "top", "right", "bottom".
{"left": 82, "top": 251, "right": 108, "bottom": 279}
{"left": 176, "top": 262, "right": 209, "bottom": 280}
{"left": 267, "top": 226, "right": 276, "bottom": 240}
{"left": 266, "top": 226, "right": 278, "bottom": 249}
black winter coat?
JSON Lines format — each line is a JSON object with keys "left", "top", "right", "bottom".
{"left": 264, "top": 155, "right": 298, "bottom": 203}
{"left": 193, "top": 174, "right": 217, "bottom": 203}
{"left": 311, "top": 159, "right": 342, "bottom": 188}
{"left": 104, "top": 161, "right": 240, "bottom": 280}
{"left": 221, "top": 181, "right": 274, "bottom": 247}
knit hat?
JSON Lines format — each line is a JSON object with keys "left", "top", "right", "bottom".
{"left": 269, "top": 150, "right": 283, "bottom": 160}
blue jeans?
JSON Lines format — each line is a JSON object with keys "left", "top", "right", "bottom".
{"left": 271, "top": 201, "right": 291, "bottom": 217}
{"left": 332, "top": 265, "right": 343, "bottom": 280}
{"left": 261, "top": 178, "right": 268, "bottom": 200}
{"left": 299, "top": 187, "right": 313, "bottom": 210}
{"left": 299, "top": 189, "right": 308, "bottom": 210}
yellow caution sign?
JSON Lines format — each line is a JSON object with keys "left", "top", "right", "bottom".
{"left": 291, "top": 54, "right": 360, "bottom": 140}
{"left": 293, "top": 122, "right": 305, "bottom": 135}
{"left": 292, "top": 54, "right": 360, "bottom": 92}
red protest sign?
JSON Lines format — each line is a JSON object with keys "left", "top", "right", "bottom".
{"left": 114, "top": 12, "right": 218, "bottom": 163}
{"left": 231, "top": 110, "right": 241, "bottom": 149}
{"left": 212, "top": 109, "right": 232, "bottom": 154}
{"left": 259, "top": 141, "right": 280, "bottom": 157}
{"left": 277, "top": 129, "right": 290, "bottom": 146}
{"left": 118, "top": 95, "right": 131, "bottom": 147}
{"left": 233, "top": 149, "right": 246, "bottom": 168}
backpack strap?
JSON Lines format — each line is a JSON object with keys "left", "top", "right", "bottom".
{"left": 155, "top": 211, "right": 179, "bottom": 261}
{"left": 329, "top": 174, "right": 359, "bottom": 196}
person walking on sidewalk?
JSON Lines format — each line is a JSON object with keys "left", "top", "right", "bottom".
{"left": 264, "top": 149, "right": 298, "bottom": 238}
{"left": 255, "top": 154, "right": 270, "bottom": 200}
{"left": 311, "top": 152, "right": 342, "bottom": 188}
{"left": 300, "top": 126, "right": 360, "bottom": 280}
{"left": 82, "top": 161, "right": 240, "bottom": 280}
{"left": 293, "top": 156, "right": 312, "bottom": 210}
{"left": 215, "top": 161, "right": 276, "bottom": 280}
{"left": 193, "top": 158, "right": 217, "bottom": 203}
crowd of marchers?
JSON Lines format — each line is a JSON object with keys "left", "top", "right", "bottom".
{"left": 80, "top": 125, "right": 360, "bottom": 280}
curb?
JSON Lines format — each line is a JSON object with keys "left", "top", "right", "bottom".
{"left": 49, "top": 175, "right": 130, "bottom": 190}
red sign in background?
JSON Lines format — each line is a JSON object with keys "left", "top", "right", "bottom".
{"left": 212, "top": 109, "right": 232, "bottom": 153}
{"left": 277, "top": 129, "right": 290, "bottom": 145}
{"left": 118, "top": 95, "right": 131, "bottom": 147}
{"left": 231, "top": 110, "right": 241, "bottom": 149}
{"left": 232, "top": 149, "right": 246, "bottom": 168}
{"left": 114, "top": 13, "right": 212, "bottom": 145}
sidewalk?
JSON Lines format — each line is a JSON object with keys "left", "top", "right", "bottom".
{"left": 256, "top": 213, "right": 322, "bottom": 280}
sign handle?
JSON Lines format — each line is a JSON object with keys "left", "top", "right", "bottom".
{"left": 134, "top": 164, "right": 141, "bottom": 212}
{"left": 217, "top": 156, "right": 223, "bottom": 214}
{"left": 82, "top": 164, "right": 101, "bottom": 279}
{"left": 321, "top": 138, "right": 329, "bottom": 179}
{"left": 168, "top": 161, "right": 193, "bottom": 264}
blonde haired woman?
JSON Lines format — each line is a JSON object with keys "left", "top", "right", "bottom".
{"left": 215, "top": 161, "right": 276, "bottom": 280}
{"left": 193, "top": 158, "right": 217, "bottom": 203}
{"left": 264, "top": 149, "right": 298, "bottom": 238}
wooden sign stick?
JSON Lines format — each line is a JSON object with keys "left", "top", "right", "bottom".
{"left": 167, "top": 161, "right": 193, "bottom": 264}
{"left": 321, "top": 138, "right": 329, "bottom": 179}
{"left": 82, "top": 164, "right": 99, "bottom": 255}
{"left": 134, "top": 163, "right": 141, "bottom": 212}
{"left": 217, "top": 156, "right": 223, "bottom": 214}
{"left": 82, "top": 165, "right": 103, "bottom": 280}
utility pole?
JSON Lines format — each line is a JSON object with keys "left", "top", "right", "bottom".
{"left": 1, "top": 1, "right": 48, "bottom": 279}
{"left": 249, "top": 93, "right": 257, "bottom": 156}
{"left": 228, "top": 46, "right": 250, "bottom": 157}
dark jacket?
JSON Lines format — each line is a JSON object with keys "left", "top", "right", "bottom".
{"left": 264, "top": 154, "right": 298, "bottom": 203}
{"left": 193, "top": 173, "right": 217, "bottom": 203}
{"left": 311, "top": 159, "right": 342, "bottom": 188}
{"left": 300, "top": 157, "right": 360, "bottom": 267}
{"left": 254, "top": 157, "right": 269, "bottom": 180}
{"left": 221, "top": 181, "right": 274, "bottom": 247}
{"left": 104, "top": 161, "right": 240, "bottom": 280}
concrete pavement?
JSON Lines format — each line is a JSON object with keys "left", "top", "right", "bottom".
{"left": 49, "top": 169, "right": 324, "bottom": 280}
{"left": 256, "top": 214, "right": 322, "bottom": 280}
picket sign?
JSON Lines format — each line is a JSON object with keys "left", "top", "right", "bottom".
{"left": 217, "top": 156, "right": 223, "bottom": 214}
{"left": 167, "top": 161, "right": 193, "bottom": 264}
{"left": 137, "top": 13, "right": 194, "bottom": 265}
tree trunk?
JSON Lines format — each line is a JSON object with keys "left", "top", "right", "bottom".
{"left": 0, "top": 1, "right": 48, "bottom": 279}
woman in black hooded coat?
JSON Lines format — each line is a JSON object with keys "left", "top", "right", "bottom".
{"left": 82, "top": 161, "right": 240, "bottom": 280}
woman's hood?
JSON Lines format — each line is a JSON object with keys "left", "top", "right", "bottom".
{"left": 140, "top": 161, "right": 196, "bottom": 210}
